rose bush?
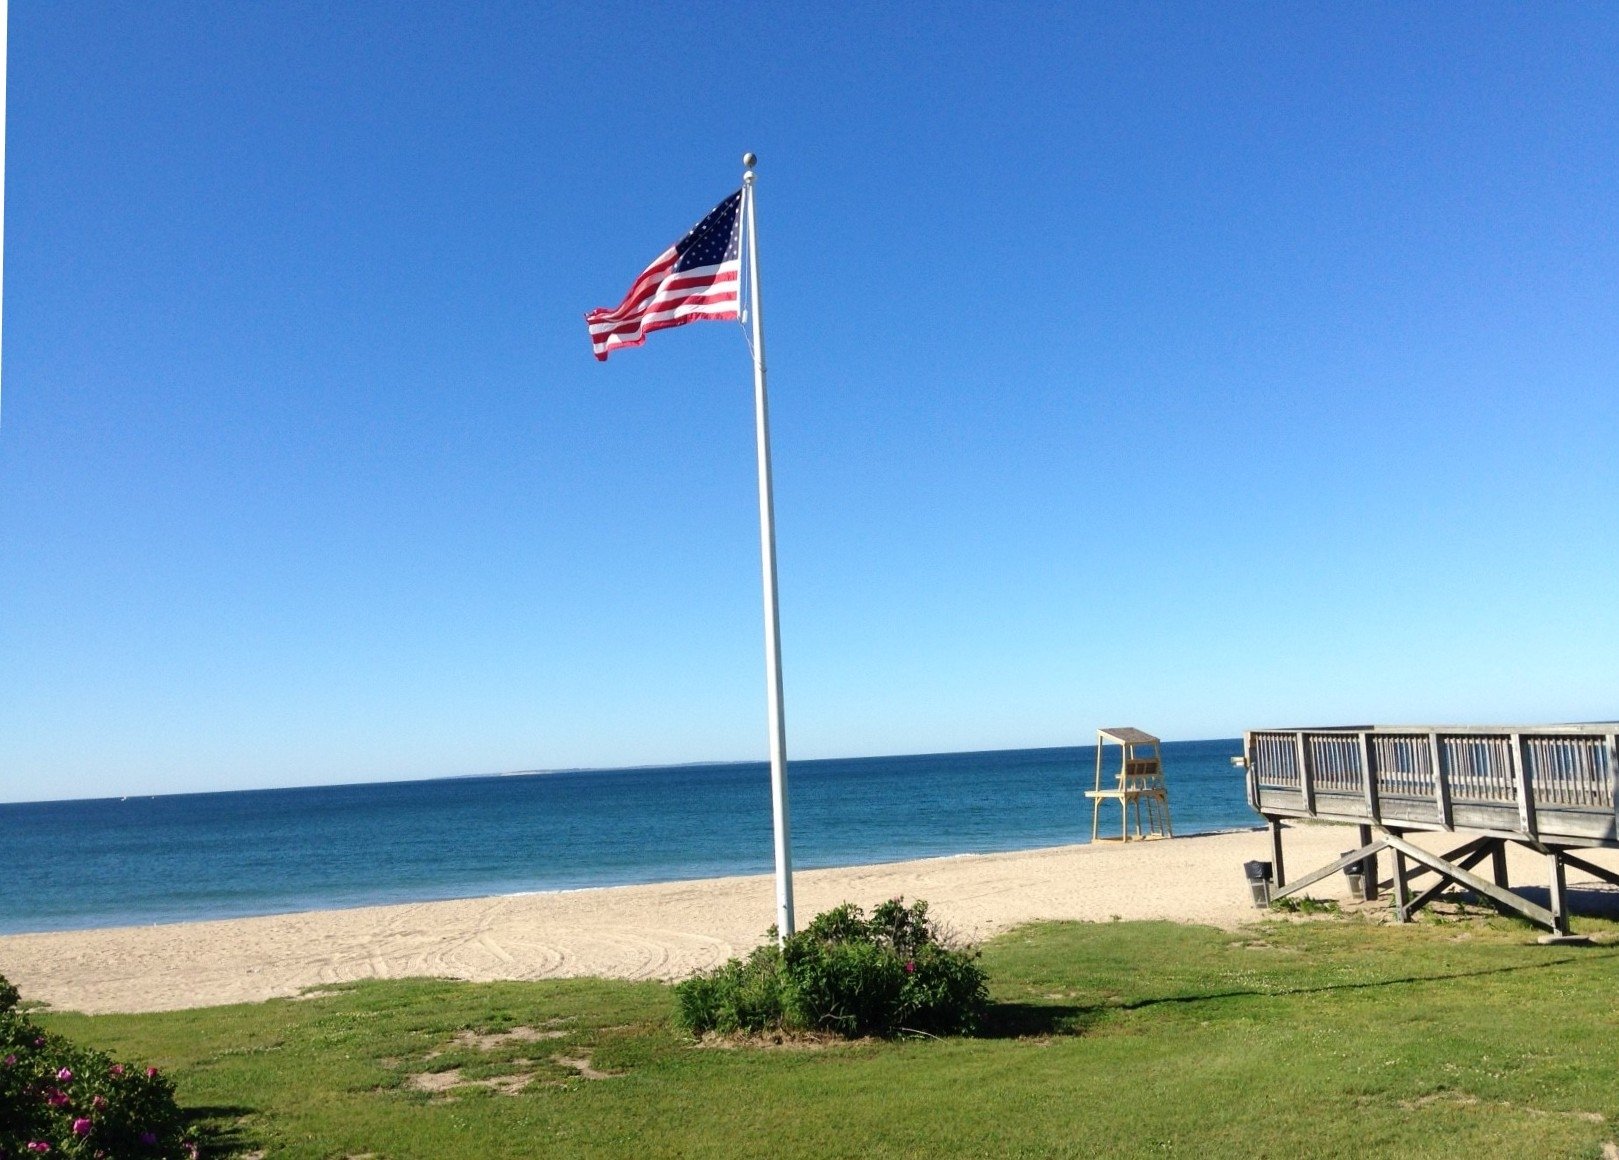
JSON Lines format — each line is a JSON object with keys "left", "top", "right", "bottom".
{"left": 0, "top": 974, "right": 193, "bottom": 1159}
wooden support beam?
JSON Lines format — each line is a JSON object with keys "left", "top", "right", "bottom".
{"left": 1271, "top": 839, "right": 1388, "bottom": 902}
{"left": 1398, "top": 836, "right": 1493, "bottom": 885}
{"left": 1558, "top": 850, "right": 1619, "bottom": 889}
{"left": 1357, "top": 824, "right": 1379, "bottom": 901}
{"left": 1380, "top": 832, "right": 1556, "bottom": 930}
{"left": 1491, "top": 841, "right": 1509, "bottom": 888}
{"left": 1400, "top": 841, "right": 1497, "bottom": 917}
{"left": 1268, "top": 816, "right": 1286, "bottom": 888}
{"left": 1548, "top": 850, "right": 1570, "bottom": 936}
{"left": 1391, "top": 843, "right": 1411, "bottom": 922}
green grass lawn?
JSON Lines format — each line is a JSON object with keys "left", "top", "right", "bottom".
{"left": 37, "top": 914, "right": 1619, "bottom": 1158}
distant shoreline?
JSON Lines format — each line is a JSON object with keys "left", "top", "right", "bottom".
{"left": 2, "top": 738, "right": 1243, "bottom": 807}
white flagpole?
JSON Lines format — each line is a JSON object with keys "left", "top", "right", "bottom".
{"left": 741, "top": 152, "right": 795, "bottom": 940}
{"left": 1, "top": 0, "right": 9, "bottom": 425}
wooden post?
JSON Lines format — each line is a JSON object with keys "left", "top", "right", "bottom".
{"left": 1268, "top": 816, "right": 1286, "bottom": 887}
{"left": 1511, "top": 732, "right": 1537, "bottom": 840}
{"left": 1359, "top": 731, "right": 1380, "bottom": 823}
{"left": 1609, "top": 732, "right": 1619, "bottom": 825}
{"left": 1490, "top": 840, "right": 1509, "bottom": 888}
{"left": 1243, "top": 732, "right": 1258, "bottom": 812}
{"left": 1548, "top": 850, "right": 1570, "bottom": 936}
{"left": 1358, "top": 824, "right": 1379, "bottom": 901}
{"left": 1430, "top": 731, "right": 1452, "bottom": 829}
{"left": 1390, "top": 829, "right": 1411, "bottom": 922}
{"left": 1296, "top": 733, "right": 1316, "bottom": 816}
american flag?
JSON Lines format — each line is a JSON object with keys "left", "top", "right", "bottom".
{"left": 585, "top": 190, "right": 743, "bottom": 361}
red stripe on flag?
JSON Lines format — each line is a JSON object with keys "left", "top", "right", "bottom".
{"left": 592, "top": 308, "right": 740, "bottom": 358}
{"left": 589, "top": 292, "right": 740, "bottom": 343}
{"left": 584, "top": 190, "right": 743, "bottom": 360}
{"left": 591, "top": 271, "right": 737, "bottom": 329}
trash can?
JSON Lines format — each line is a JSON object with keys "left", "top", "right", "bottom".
{"left": 1341, "top": 853, "right": 1366, "bottom": 902}
{"left": 1243, "top": 860, "right": 1273, "bottom": 908}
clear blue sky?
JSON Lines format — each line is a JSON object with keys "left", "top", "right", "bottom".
{"left": 3, "top": 3, "right": 1616, "bottom": 803}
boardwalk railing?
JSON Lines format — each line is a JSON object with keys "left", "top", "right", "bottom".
{"left": 1245, "top": 724, "right": 1619, "bottom": 845}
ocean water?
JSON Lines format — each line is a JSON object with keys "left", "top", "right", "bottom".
{"left": 1, "top": 740, "right": 1254, "bottom": 934}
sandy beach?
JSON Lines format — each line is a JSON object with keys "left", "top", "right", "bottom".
{"left": 6, "top": 822, "right": 1616, "bottom": 1015}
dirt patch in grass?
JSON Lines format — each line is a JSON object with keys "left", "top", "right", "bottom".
{"left": 477, "top": 1074, "right": 534, "bottom": 1095}
{"left": 554, "top": 1055, "right": 617, "bottom": 1080}
{"left": 1397, "top": 1092, "right": 1605, "bottom": 1124}
{"left": 405, "top": 1066, "right": 539, "bottom": 1096}
{"left": 454, "top": 1026, "right": 567, "bottom": 1050}
{"left": 406, "top": 1068, "right": 464, "bottom": 1093}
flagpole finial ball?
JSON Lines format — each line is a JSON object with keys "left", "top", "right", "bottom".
{"left": 742, "top": 152, "right": 757, "bottom": 169}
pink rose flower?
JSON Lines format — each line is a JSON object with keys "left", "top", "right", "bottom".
{"left": 72, "top": 1118, "right": 93, "bottom": 1136}
{"left": 145, "top": 1067, "right": 159, "bottom": 1079}
{"left": 4, "top": 1053, "right": 15, "bottom": 1065}
{"left": 57, "top": 1067, "right": 74, "bottom": 1081}
{"left": 904, "top": 960, "right": 916, "bottom": 973}
{"left": 93, "top": 1095, "right": 108, "bottom": 1110}
{"left": 26, "top": 1143, "right": 51, "bottom": 1154}
{"left": 47, "top": 1089, "right": 70, "bottom": 1107}
{"left": 109, "top": 1064, "right": 125, "bottom": 1077}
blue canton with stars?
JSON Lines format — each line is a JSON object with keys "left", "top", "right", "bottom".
{"left": 673, "top": 190, "right": 742, "bottom": 272}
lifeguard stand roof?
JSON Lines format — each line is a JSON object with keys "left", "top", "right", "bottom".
{"left": 1098, "top": 727, "right": 1158, "bottom": 745}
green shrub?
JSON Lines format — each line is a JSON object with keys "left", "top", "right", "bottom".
{"left": 674, "top": 942, "right": 786, "bottom": 1035}
{"left": 0, "top": 974, "right": 193, "bottom": 1159}
{"left": 675, "top": 899, "right": 988, "bottom": 1039}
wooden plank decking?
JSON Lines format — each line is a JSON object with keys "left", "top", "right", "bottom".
{"left": 1246, "top": 724, "right": 1618, "bottom": 845}
{"left": 1243, "top": 724, "right": 1619, "bottom": 934}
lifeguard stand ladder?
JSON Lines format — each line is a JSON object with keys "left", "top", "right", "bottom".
{"left": 1088, "top": 727, "right": 1173, "bottom": 841}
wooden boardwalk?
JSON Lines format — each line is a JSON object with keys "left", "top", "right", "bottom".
{"left": 1243, "top": 724, "right": 1619, "bottom": 934}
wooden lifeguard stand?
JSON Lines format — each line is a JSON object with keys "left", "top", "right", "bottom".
{"left": 1087, "top": 727, "right": 1173, "bottom": 841}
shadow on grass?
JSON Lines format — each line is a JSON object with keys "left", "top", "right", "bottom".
{"left": 978, "top": 1002, "right": 1102, "bottom": 1039}
{"left": 181, "top": 1104, "right": 257, "bottom": 1158}
{"left": 975, "top": 948, "right": 1619, "bottom": 1041}
{"left": 1114, "top": 949, "right": 1615, "bottom": 1014}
